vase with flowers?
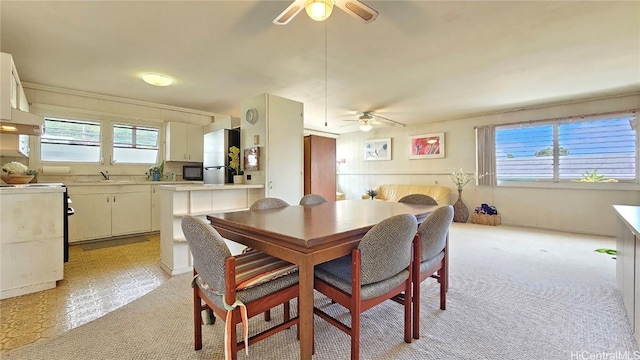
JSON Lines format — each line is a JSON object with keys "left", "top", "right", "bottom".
{"left": 228, "top": 146, "right": 244, "bottom": 184}
{"left": 448, "top": 167, "right": 477, "bottom": 223}
{"left": 1, "top": 161, "right": 36, "bottom": 184}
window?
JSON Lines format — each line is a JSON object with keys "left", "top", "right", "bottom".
{"left": 112, "top": 124, "right": 159, "bottom": 164}
{"left": 41, "top": 117, "right": 101, "bottom": 162}
{"left": 492, "top": 113, "right": 637, "bottom": 183}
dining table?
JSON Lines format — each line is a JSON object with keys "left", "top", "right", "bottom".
{"left": 206, "top": 199, "right": 437, "bottom": 360}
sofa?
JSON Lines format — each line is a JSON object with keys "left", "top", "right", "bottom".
{"left": 362, "top": 184, "right": 451, "bottom": 205}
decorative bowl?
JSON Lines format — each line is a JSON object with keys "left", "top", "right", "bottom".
{"left": 1, "top": 174, "right": 35, "bottom": 184}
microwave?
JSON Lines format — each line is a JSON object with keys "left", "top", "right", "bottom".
{"left": 182, "top": 165, "right": 203, "bottom": 181}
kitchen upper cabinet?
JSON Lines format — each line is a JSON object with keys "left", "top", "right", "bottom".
{"left": 0, "top": 52, "right": 29, "bottom": 119}
{"left": 0, "top": 133, "right": 29, "bottom": 157}
{"left": 165, "top": 122, "right": 203, "bottom": 162}
{"left": 68, "top": 185, "right": 151, "bottom": 242}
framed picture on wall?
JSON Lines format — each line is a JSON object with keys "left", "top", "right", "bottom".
{"left": 244, "top": 147, "right": 260, "bottom": 171}
{"left": 409, "top": 133, "right": 445, "bottom": 159}
{"left": 364, "top": 138, "right": 391, "bottom": 161}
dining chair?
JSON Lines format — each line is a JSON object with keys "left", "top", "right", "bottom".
{"left": 181, "top": 215, "right": 299, "bottom": 360}
{"left": 299, "top": 194, "right": 328, "bottom": 206}
{"left": 409, "top": 205, "right": 453, "bottom": 339}
{"left": 398, "top": 193, "right": 438, "bottom": 205}
{"left": 249, "top": 197, "right": 290, "bottom": 210}
{"left": 313, "top": 213, "right": 418, "bottom": 360}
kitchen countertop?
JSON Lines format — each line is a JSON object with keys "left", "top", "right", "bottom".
{"left": 0, "top": 184, "right": 66, "bottom": 194}
{"left": 158, "top": 183, "right": 264, "bottom": 191}
{"left": 67, "top": 180, "right": 203, "bottom": 186}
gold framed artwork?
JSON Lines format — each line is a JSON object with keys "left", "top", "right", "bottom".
{"left": 409, "top": 133, "right": 445, "bottom": 159}
{"left": 364, "top": 138, "right": 391, "bottom": 161}
{"left": 244, "top": 147, "right": 260, "bottom": 171}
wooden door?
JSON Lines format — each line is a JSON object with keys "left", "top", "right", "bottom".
{"left": 304, "top": 135, "right": 336, "bottom": 200}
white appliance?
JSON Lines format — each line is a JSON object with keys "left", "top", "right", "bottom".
{"left": 203, "top": 128, "right": 240, "bottom": 184}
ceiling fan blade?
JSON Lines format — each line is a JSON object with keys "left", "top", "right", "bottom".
{"left": 371, "top": 113, "right": 406, "bottom": 127}
{"left": 273, "top": 0, "right": 305, "bottom": 25}
{"left": 334, "top": 0, "right": 379, "bottom": 23}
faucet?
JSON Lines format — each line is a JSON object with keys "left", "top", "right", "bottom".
{"left": 100, "top": 171, "right": 109, "bottom": 180}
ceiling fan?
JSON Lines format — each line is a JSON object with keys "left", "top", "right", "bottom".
{"left": 342, "top": 111, "right": 405, "bottom": 132}
{"left": 273, "top": 0, "right": 379, "bottom": 25}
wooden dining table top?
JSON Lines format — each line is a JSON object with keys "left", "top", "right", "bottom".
{"left": 206, "top": 199, "right": 437, "bottom": 254}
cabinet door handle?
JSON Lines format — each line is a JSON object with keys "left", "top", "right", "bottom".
{"left": 107, "top": 196, "right": 109, "bottom": 203}
{"left": 113, "top": 195, "right": 116, "bottom": 203}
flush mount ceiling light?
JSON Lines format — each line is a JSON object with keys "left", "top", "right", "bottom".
{"left": 305, "top": 0, "right": 333, "bottom": 21}
{"left": 142, "top": 73, "right": 172, "bottom": 87}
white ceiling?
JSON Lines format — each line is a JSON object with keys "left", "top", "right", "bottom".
{"left": 1, "top": 1, "right": 638, "bottom": 134}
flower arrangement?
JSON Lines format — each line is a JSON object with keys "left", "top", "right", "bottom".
{"left": 228, "top": 146, "right": 243, "bottom": 176}
{"left": 448, "top": 167, "right": 476, "bottom": 190}
{"left": 365, "top": 188, "right": 379, "bottom": 200}
{"left": 2, "top": 161, "right": 29, "bottom": 174}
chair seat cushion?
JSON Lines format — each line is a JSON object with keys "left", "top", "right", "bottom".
{"left": 195, "top": 250, "right": 299, "bottom": 308}
{"left": 234, "top": 250, "right": 298, "bottom": 291}
{"left": 420, "top": 252, "right": 444, "bottom": 273}
{"left": 315, "top": 255, "right": 409, "bottom": 300}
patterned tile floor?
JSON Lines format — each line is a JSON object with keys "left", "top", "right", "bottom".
{"left": 0, "top": 233, "right": 170, "bottom": 354}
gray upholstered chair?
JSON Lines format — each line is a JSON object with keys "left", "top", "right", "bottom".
{"left": 313, "top": 214, "right": 418, "bottom": 360}
{"left": 250, "top": 197, "right": 290, "bottom": 210}
{"left": 411, "top": 205, "right": 453, "bottom": 339}
{"left": 299, "top": 194, "right": 328, "bottom": 206}
{"left": 398, "top": 193, "right": 438, "bottom": 205}
{"left": 181, "top": 215, "right": 299, "bottom": 360}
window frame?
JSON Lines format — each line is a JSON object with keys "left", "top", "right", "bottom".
{"left": 111, "top": 122, "right": 160, "bottom": 165}
{"left": 479, "top": 110, "right": 639, "bottom": 190}
{"left": 40, "top": 116, "right": 103, "bottom": 164}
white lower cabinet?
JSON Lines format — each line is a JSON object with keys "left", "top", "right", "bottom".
{"left": 68, "top": 185, "right": 151, "bottom": 242}
{"left": 151, "top": 185, "right": 161, "bottom": 231}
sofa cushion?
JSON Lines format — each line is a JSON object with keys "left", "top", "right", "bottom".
{"left": 363, "top": 184, "right": 451, "bottom": 205}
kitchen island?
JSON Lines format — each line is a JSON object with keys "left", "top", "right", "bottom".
{"left": 158, "top": 184, "right": 264, "bottom": 275}
{"left": 0, "top": 185, "right": 66, "bottom": 299}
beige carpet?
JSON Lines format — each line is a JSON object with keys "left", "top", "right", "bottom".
{"left": 3, "top": 224, "right": 637, "bottom": 359}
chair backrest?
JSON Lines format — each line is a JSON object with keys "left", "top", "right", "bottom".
{"left": 358, "top": 213, "right": 417, "bottom": 285}
{"left": 398, "top": 194, "right": 438, "bottom": 205}
{"left": 250, "top": 198, "right": 290, "bottom": 210}
{"left": 417, "top": 205, "right": 454, "bottom": 262}
{"left": 181, "top": 215, "right": 231, "bottom": 293}
{"left": 299, "top": 194, "right": 328, "bottom": 206}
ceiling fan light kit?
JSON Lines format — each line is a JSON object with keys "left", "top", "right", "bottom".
{"left": 305, "top": 0, "right": 333, "bottom": 21}
{"left": 359, "top": 123, "right": 373, "bottom": 132}
{"left": 274, "top": 0, "right": 378, "bottom": 25}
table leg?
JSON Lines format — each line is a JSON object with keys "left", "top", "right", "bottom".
{"left": 298, "top": 257, "right": 314, "bottom": 360}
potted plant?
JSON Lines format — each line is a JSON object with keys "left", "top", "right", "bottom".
{"left": 365, "top": 189, "right": 379, "bottom": 200}
{"left": 228, "top": 146, "right": 244, "bottom": 184}
{"left": 1, "top": 161, "right": 36, "bottom": 184}
{"left": 146, "top": 160, "right": 164, "bottom": 181}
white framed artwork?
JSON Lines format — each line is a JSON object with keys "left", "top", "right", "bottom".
{"left": 364, "top": 138, "right": 391, "bottom": 161}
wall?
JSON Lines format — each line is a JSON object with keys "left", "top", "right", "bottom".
{"left": 337, "top": 93, "right": 640, "bottom": 236}
{"left": 1, "top": 83, "right": 230, "bottom": 183}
